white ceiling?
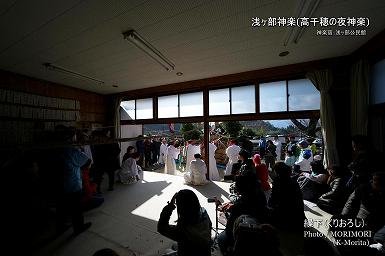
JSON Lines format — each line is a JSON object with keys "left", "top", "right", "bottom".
{"left": 1, "top": 0, "right": 384, "bottom": 95}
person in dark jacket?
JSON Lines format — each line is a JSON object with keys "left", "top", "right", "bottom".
{"left": 341, "top": 171, "right": 385, "bottom": 233}
{"left": 152, "top": 137, "right": 161, "bottom": 164}
{"left": 218, "top": 174, "right": 268, "bottom": 255}
{"left": 317, "top": 165, "right": 350, "bottom": 214}
{"left": 297, "top": 155, "right": 329, "bottom": 202}
{"left": 347, "top": 135, "right": 382, "bottom": 188}
{"left": 92, "top": 129, "right": 121, "bottom": 192}
{"left": 136, "top": 135, "right": 145, "bottom": 168}
{"left": 268, "top": 162, "right": 305, "bottom": 231}
{"left": 237, "top": 149, "right": 256, "bottom": 178}
{"left": 157, "top": 189, "right": 212, "bottom": 256}
{"left": 265, "top": 140, "right": 277, "bottom": 171}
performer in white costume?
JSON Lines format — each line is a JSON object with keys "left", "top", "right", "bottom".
{"left": 119, "top": 152, "right": 141, "bottom": 184}
{"left": 273, "top": 135, "right": 282, "bottom": 161}
{"left": 159, "top": 138, "right": 168, "bottom": 164}
{"left": 208, "top": 141, "right": 220, "bottom": 181}
{"left": 185, "top": 140, "right": 201, "bottom": 172}
{"left": 184, "top": 154, "right": 207, "bottom": 185}
{"left": 165, "top": 141, "right": 180, "bottom": 175}
{"left": 225, "top": 140, "right": 241, "bottom": 175}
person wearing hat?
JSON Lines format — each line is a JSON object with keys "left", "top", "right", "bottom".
{"left": 293, "top": 140, "right": 313, "bottom": 173}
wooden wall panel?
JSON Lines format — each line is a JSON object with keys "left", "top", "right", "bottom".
{"left": 0, "top": 70, "right": 108, "bottom": 147}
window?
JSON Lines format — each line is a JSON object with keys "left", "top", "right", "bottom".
{"left": 120, "top": 100, "right": 135, "bottom": 120}
{"left": 288, "top": 79, "right": 320, "bottom": 111}
{"left": 231, "top": 85, "right": 255, "bottom": 114}
{"left": 209, "top": 88, "right": 230, "bottom": 115}
{"left": 136, "top": 98, "right": 153, "bottom": 119}
{"left": 158, "top": 95, "right": 178, "bottom": 118}
{"left": 180, "top": 92, "right": 203, "bottom": 117}
{"left": 259, "top": 81, "right": 287, "bottom": 112}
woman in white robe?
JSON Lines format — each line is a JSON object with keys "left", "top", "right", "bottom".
{"left": 225, "top": 141, "right": 241, "bottom": 175}
{"left": 208, "top": 142, "right": 220, "bottom": 181}
{"left": 185, "top": 141, "right": 201, "bottom": 173}
{"left": 165, "top": 142, "right": 180, "bottom": 175}
{"left": 159, "top": 138, "right": 168, "bottom": 164}
{"left": 184, "top": 154, "right": 207, "bottom": 185}
{"left": 119, "top": 152, "right": 140, "bottom": 184}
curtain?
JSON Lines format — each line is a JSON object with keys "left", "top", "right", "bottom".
{"left": 350, "top": 59, "right": 369, "bottom": 136}
{"left": 306, "top": 69, "right": 339, "bottom": 167}
{"left": 113, "top": 98, "right": 122, "bottom": 139}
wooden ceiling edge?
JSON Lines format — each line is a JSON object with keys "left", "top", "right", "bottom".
{"left": 109, "top": 56, "right": 348, "bottom": 100}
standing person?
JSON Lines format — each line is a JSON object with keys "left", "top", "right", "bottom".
{"left": 273, "top": 135, "right": 282, "bottom": 161}
{"left": 92, "top": 129, "right": 121, "bottom": 192}
{"left": 259, "top": 136, "right": 266, "bottom": 159}
{"left": 144, "top": 137, "right": 152, "bottom": 168}
{"left": 184, "top": 154, "right": 208, "bottom": 185}
{"left": 55, "top": 126, "right": 92, "bottom": 235}
{"left": 209, "top": 141, "right": 220, "bottom": 181}
{"left": 225, "top": 140, "right": 241, "bottom": 175}
{"left": 185, "top": 140, "right": 201, "bottom": 173}
{"left": 159, "top": 138, "right": 168, "bottom": 165}
{"left": 136, "top": 135, "right": 145, "bottom": 168}
{"left": 152, "top": 137, "right": 161, "bottom": 164}
{"left": 286, "top": 135, "right": 299, "bottom": 159}
{"left": 165, "top": 140, "right": 180, "bottom": 175}
{"left": 157, "top": 189, "right": 212, "bottom": 256}
{"left": 265, "top": 140, "right": 277, "bottom": 171}
{"left": 253, "top": 154, "right": 271, "bottom": 200}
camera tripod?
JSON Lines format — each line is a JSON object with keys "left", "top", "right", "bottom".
{"left": 208, "top": 197, "right": 226, "bottom": 251}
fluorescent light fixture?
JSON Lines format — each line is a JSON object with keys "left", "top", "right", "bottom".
{"left": 43, "top": 63, "right": 104, "bottom": 85}
{"left": 123, "top": 29, "right": 175, "bottom": 71}
{"left": 283, "top": 0, "right": 321, "bottom": 46}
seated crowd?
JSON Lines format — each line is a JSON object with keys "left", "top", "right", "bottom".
{"left": 171, "top": 134, "right": 383, "bottom": 256}
{"left": 4, "top": 127, "right": 384, "bottom": 256}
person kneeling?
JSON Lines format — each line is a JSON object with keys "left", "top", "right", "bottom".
{"left": 184, "top": 154, "right": 208, "bottom": 186}
{"left": 119, "top": 152, "right": 141, "bottom": 184}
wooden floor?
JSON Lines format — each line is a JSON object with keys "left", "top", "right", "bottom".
{"left": 32, "top": 170, "right": 333, "bottom": 256}
{"left": 33, "top": 171, "right": 231, "bottom": 256}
